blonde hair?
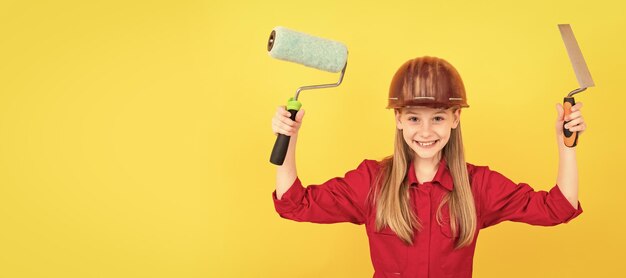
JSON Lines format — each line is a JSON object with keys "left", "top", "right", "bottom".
{"left": 370, "top": 56, "right": 476, "bottom": 249}
{"left": 369, "top": 121, "right": 476, "bottom": 249}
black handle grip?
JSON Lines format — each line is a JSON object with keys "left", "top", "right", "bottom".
{"left": 270, "top": 109, "right": 298, "bottom": 165}
{"left": 563, "top": 97, "right": 578, "bottom": 148}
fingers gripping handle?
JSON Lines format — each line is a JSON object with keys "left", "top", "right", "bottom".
{"left": 270, "top": 109, "right": 298, "bottom": 165}
{"left": 563, "top": 97, "right": 578, "bottom": 148}
{"left": 270, "top": 98, "right": 302, "bottom": 165}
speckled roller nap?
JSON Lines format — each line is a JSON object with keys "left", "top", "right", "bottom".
{"left": 268, "top": 26, "right": 348, "bottom": 73}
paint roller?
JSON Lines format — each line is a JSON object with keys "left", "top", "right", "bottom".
{"left": 267, "top": 26, "right": 348, "bottom": 165}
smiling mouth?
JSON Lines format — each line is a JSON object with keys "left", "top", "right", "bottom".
{"left": 415, "top": 140, "right": 439, "bottom": 147}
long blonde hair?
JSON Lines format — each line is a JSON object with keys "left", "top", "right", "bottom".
{"left": 369, "top": 56, "right": 477, "bottom": 248}
{"left": 369, "top": 122, "right": 476, "bottom": 249}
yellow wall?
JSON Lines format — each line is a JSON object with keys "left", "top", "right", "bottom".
{"left": 0, "top": 0, "right": 623, "bottom": 277}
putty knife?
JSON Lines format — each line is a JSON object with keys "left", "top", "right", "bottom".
{"left": 558, "top": 24, "right": 595, "bottom": 148}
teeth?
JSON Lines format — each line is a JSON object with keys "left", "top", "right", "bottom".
{"left": 417, "top": 140, "right": 437, "bottom": 146}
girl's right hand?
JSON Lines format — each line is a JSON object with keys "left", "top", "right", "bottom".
{"left": 271, "top": 106, "right": 305, "bottom": 136}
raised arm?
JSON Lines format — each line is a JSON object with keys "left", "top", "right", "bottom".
{"left": 478, "top": 102, "right": 587, "bottom": 228}
{"left": 270, "top": 105, "right": 374, "bottom": 224}
{"left": 271, "top": 105, "right": 305, "bottom": 199}
{"left": 555, "top": 102, "right": 586, "bottom": 207}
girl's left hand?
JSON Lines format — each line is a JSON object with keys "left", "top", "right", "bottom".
{"left": 555, "top": 102, "right": 587, "bottom": 140}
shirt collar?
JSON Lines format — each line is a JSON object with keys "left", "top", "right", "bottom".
{"left": 407, "top": 156, "right": 454, "bottom": 191}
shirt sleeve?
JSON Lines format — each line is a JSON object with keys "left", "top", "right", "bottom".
{"left": 271, "top": 159, "right": 375, "bottom": 225}
{"left": 479, "top": 166, "right": 583, "bottom": 228}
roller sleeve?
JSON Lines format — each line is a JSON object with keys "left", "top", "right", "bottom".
{"left": 267, "top": 26, "right": 348, "bottom": 73}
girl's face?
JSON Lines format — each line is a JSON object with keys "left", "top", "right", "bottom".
{"left": 395, "top": 106, "right": 461, "bottom": 160}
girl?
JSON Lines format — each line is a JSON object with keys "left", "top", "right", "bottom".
{"left": 270, "top": 56, "right": 584, "bottom": 278}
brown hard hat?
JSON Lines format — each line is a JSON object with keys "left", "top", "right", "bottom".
{"left": 387, "top": 56, "right": 469, "bottom": 109}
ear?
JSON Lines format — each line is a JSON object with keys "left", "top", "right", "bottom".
{"left": 451, "top": 108, "right": 461, "bottom": 129}
{"left": 395, "top": 109, "right": 403, "bottom": 130}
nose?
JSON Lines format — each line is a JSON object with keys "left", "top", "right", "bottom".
{"left": 418, "top": 121, "right": 433, "bottom": 138}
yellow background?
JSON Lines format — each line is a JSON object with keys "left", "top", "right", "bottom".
{"left": 0, "top": 0, "right": 623, "bottom": 277}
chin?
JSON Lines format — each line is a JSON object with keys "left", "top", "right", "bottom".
{"left": 415, "top": 153, "right": 440, "bottom": 159}
{"left": 411, "top": 148, "right": 443, "bottom": 159}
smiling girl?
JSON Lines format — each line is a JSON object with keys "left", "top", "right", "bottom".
{"left": 270, "top": 56, "right": 584, "bottom": 278}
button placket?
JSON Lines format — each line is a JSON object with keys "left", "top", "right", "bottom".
{"left": 419, "top": 182, "right": 433, "bottom": 277}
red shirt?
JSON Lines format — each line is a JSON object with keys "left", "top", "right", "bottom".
{"left": 272, "top": 158, "right": 583, "bottom": 278}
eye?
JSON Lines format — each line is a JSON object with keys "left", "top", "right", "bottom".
{"left": 434, "top": 116, "right": 445, "bottom": 122}
{"left": 408, "top": 116, "right": 419, "bottom": 122}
